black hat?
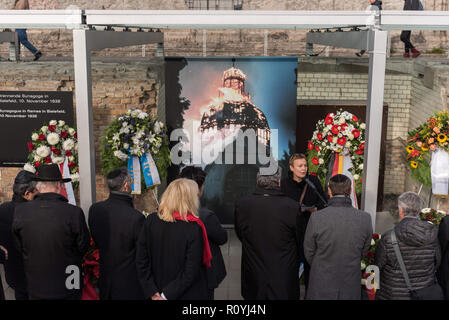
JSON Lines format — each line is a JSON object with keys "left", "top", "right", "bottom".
{"left": 33, "top": 164, "right": 71, "bottom": 183}
{"left": 14, "top": 170, "right": 36, "bottom": 185}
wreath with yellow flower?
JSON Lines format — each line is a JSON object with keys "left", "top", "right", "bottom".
{"left": 405, "top": 110, "right": 449, "bottom": 187}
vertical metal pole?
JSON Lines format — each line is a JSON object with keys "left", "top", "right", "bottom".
{"left": 73, "top": 29, "right": 96, "bottom": 219}
{"left": 264, "top": 29, "right": 268, "bottom": 56}
{"left": 362, "top": 29, "right": 388, "bottom": 232}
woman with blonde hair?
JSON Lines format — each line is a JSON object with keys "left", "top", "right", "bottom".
{"left": 136, "top": 178, "right": 211, "bottom": 300}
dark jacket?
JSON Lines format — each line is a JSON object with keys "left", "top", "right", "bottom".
{"left": 12, "top": 192, "right": 90, "bottom": 300}
{"left": 375, "top": 216, "right": 441, "bottom": 300}
{"left": 136, "top": 213, "right": 208, "bottom": 300}
{"left": 0, "top": 247, "right": 5, "bottom": 300}
{"left": 88, "top": 191, "right": 145, "bottom": 300}
{"left": 198, "top": 207, "right": 227, "bottom": 291}
{"left": 234, "top": 187, "right": 305, "bottom": 300}
{"left": 0, "top": 198, "right": 27, "bottom": 292}
{"left": 438, "top": 215, "right": 449, "bottom": 299}
{"left": 371, "top": 0, "right": 382, "bottom": 10}
{"left": 304, "top": 196, "right": 373, "bottom": 300}
{"left": 281, "top": 174, "right": 327, "bottom": 226}
{"left": 404, "top": 0, "right": 420, "bottom": 10}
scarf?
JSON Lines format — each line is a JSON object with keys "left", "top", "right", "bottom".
{"left": 173, "top": 211, "right": 212, "bottom": 269}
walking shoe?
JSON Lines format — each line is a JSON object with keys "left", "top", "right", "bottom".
{"left": 403, "top": 52, "right": 410, "bottom": 58}
{"left": 411, "top": 48, "right": 421, "bottom": 58}
{"left": 33, "top": 51, "right": 42, "bottom": 61}
{"left": 355, "top": 52, "right": 362, "bottom": 57}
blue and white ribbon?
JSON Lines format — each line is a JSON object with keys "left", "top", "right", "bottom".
{"left": 127, "top": 152, "right": 160, "bottom": 194}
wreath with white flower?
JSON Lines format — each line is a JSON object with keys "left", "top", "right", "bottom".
{"left": 306, "top": 110, "right": 366, "bottom": 195}
{"left": 25, "top": 120, "right": 79, "bottom": 187}
{"left": 101, "top": 109, "right": 171, "bottom": 192}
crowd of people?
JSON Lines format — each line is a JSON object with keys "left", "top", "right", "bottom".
{"left": 0, "top": 153, "right": 448, "bottom": 300}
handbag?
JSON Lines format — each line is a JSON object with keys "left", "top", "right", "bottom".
{"left": 391, "top": 230, "right": 444, "bottom": 300}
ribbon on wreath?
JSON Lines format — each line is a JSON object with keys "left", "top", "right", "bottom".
{"left": 327, "top": 148, "right": 358, "bottom": 208}
{"left": 430, "top": 147, "right": 449, "bottom": 196}
{"left": 60, "top": 157, "right": 76, "bottom": 205}
{"left": 127, "top": 152, "right": 161, "bottom": 195}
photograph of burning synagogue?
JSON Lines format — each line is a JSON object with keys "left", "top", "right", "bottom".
{"left": 166, "top": 57, "right": 297, "bottom": 224}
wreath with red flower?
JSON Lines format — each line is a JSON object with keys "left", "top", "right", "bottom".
{"left": 306, "top": 110, "right": 366, "bottom": 195}
{"left": 24, "top": 120, "right": 79, "bottom": 189}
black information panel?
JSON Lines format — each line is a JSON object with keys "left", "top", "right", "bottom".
{"left": 0, "top": 91, "right": 74, "bottom": 167}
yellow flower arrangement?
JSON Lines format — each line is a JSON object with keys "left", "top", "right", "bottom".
{"left": 410, "top": 161, "right": 418, "bottom": 168}
{"left": 437, "top": 134, "right": 447, "bottom": 143}
{"left": 406, "top": 146, "right": 414, "bottom": 154}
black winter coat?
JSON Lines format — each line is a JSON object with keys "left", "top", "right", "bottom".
{"left": 375, "top": 217, "right": 441, "bottom": 300}
{"left": 198, "top": 208, "right": 227, "bottom": 291}
{"left": 234, "top": 187, "right": 305, "bottom": 300}
{"left": 0, "top": 199, "right": 27, "bottom": 292}
{"left": 136, "top": 213, "right": 208, "bottom": 300}
{"left": 404, "top": 0, "right": 420, "bottom": 10}
{"left": 12, "top": 193, "right": 90, "bottom": 300}
{"left": 88, "top": 192, "right": 146, "bottom": 300}
{"left": 437, "top": 215, "right": 449, "bottom": 299}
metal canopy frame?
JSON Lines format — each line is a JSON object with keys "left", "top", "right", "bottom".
{"left": 2, "top": 10, "right": 449, "bottom": 229}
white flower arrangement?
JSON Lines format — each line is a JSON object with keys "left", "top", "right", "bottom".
{"left": 46, "top": 132, "right": 60, "bottom": 146}
{"left": 24, "top": 163, "right": 36, "bottom": 173}
{"left": 36, "top": 146, "right": 50, "bottom": 158}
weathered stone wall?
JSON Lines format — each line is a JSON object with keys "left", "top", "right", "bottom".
{"left": 0, "top": 59, "right": 163, "bottom": 212}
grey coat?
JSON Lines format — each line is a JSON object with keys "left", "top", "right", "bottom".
{"left": 374, "top": 216, "right": 441, "bottom": 300}
{"left": 304, "top": 196, "right": 373, "bottom": 300}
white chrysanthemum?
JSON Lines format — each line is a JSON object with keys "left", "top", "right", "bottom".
{"left": 24, "top": 163, "right": 36, "bottom": 173}
{"left": 52, "top": 156, "right": 65, "bottom": 165}
{"left": 49, "top": 120, "right": 57, "bottom": 126}
{"left": 58, "top": 120, "right": 65, "bottom": 127}
{"left": 359, "top": 164, "right": 363, "bottom": 170}
{"left": 36, "top": 146, "right": 50, "bottom": 158}
{"left": 68, "top": 128, "right": 75, "bottom": 136}
{"left": 34, "top": 155, "right": 41, "bottom": 162}
{"left": 353, "top": 174, "right": 360, "bottom": 180}
{"left": 361, "top": 262, "right": 366, "bottom": 271}
{"left": 70, "top": 172, "right": 80, "bottom": 182}
{"left": 41, "top": 126, "right": 48, "bottom": 133}
{"left": 371, "top": 239, "right": 375, "bottom": 246}
{"left": 422, "top": 208, "right": 432, "bottom": 214}
{"left": 31, "top": 133, "right": 39, "bottom": 141}
{"left": 69, "top": 156, "right": 75, "bottom": 162}
{"left": 47, "top": 132, "right": 60, "bottom": 146}
{"left": 319, "top": 158, "right": 324, "bottom": 165}
{"left": 360, "top": 123, "right": 366, "bottom": 129}
{"left": 62, "top": 139, "right": 75, "bottom": 151}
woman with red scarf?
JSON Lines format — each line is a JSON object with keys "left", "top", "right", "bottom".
{"left": 136, "top": 178, "right": 210, "bottom": 300}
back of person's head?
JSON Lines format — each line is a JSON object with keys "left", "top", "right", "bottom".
{"left": 179, "top": 166, "right": 206, "bottom": 189}
{"left": 256, "top": 166, "right": 282, "bottom": 190}
{"left": 328, "top": 174, "right": 351, "bottom": 197}
{"left": 106, "top": 167, "right": 128, "bottom": 192}
{"left": 398, "top": 192, "right": 422, "bottom": 217}
{"left": 158, "top": 178, "right": 199, "bottom": 222}
{"left": 12, "top": 170, "right": 37, "bottom": 201}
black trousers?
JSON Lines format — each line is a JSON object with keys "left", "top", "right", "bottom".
{"left": 400, "top": 30, "right": 414, "bottom": 52}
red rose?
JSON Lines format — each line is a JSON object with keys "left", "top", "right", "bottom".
{"left": 27, "top": 142, "right": 34, "bottom": 151}
{"left": 355, "top": 149, "right": 364, "bottom": 155}
{"left": 325, "top": 115, "right": 334, "bottom": 125}
{"left": 337, "top": 137, "right": 346, "bottom": 146}
{"left": 45, "top": 156, "right": 52, "bottom": 164}
{"left": 308, "top": 141, "right": 314, "bottom": 150}
{"left": 426, "top": 214, "right": 433, "bottom": 221}
{"left": 68, "top": 161, "right": 76, "bottom": 169}
{"left": 60, "top": 131, "right": 68, "bottom": 138}
{"left": 38, "top": 134, "right": 45, "bottom": 141}
{"left": 373, "top": 234, "right": 379, "bottom": 240}
{"left": 327, "top": 135, "right": 334, "bottom": 143}
{"left": 74, "top": 132, "right": 77, "bottom": 139}
{"left": 317, "top": 132, "right": 323, "bottom": 141}
{"left": 353, "top": 115, "right": 358, "bottom": 122}
{"left": 34, "top": 161, "right": 41, "bottom": 168}
{"left": 48, "top": 125, "right": 56, "bottom": 132}
{"left": 52, "top": 148, "right": 60, "bottom": 155}
{"left": 65, "top": 150, "right": 72, "bottom": 157}
{"left": 331, "top": 125, "right": 340, "bottom": 135}
{"left": 360, "top": 142, "right": 365, "bottom": 150}
{"left": 352, "top": 129, "right": 360, "bottom": 138}
{"left": 312, "top": 157, "right": 319, "bottom": 165}
{"left": 310, "top": 172, "right": 317, "bottom": 176}
{"left": 366, "top": 251, "right": 374, "bottom": 259}
{"left": 315, "top": 145, "right": 320, "bottom": 152}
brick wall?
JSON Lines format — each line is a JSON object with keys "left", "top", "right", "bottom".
{"left": 0, "top": 59, "right": 163, "bottom": 212}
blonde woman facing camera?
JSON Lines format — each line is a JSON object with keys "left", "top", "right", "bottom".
{"left": 136, "top": 178, "right": 211, "bottom": 300}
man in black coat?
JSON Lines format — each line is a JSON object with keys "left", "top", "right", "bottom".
{"left": 179, "top": 166, "right": 228, "bottom": 300}
{"left": 88, "top": 167, "right": 145, "bottom": 300}
{"left": 235, "top": 166, "right": 305, "bottom": 300}
{"left": 12, "top": 164, "right": 90, "bottom": 300}
{"left": 438, "top": 215, "right": 449, "bottom": 299}
{"left": 0, "top": 170, "right": 38, "bottom": 300}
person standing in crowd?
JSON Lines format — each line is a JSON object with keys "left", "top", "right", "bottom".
{"left": 12, "top": 164, "right": 90, "bottom": 300}
{"left": 438, "top": 213, "right": 449, "bottom": 299}
{"left": 375, "top": 192, "right": 441, "bottom": 300}
{"left": 0, "top": 170, "right": 38, "bottom": 300}
{"left": 179, "top": 166, "right": 227, "bottom": 300}
{"left": 281, "top": 153, "right": 327, "bottom": 290}
{"left": 88, "top": 167, "right": 145, "bottom": 300}
{"left": 401, "top": 0, "right": 421, "bottom": 58}
{"left": 355, "top": 0, "right": 382, "bottom": 57}
{"left": 235, "top": 167, "right": 305, "bottom": 300}
{"left": 13, "top": 0, "right": 42, "bottom": 61}
{"left": 136, "top": 178, "right": 209, "bottom": 300}
{"left": 304, "top": 174, "right": 372, "bottom": 300}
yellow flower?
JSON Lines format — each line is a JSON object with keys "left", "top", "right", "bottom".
{"left": 410, "top": 161, "right": 418, "bottom": 168}
{"left": 421, "top": 145, "right": 429, "bottom": 151}
{"left": 406, "top": 146, "right": 414, "bottom": 154}
{"left": 437, "top": 134, "right": 447, "bottom": 143}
